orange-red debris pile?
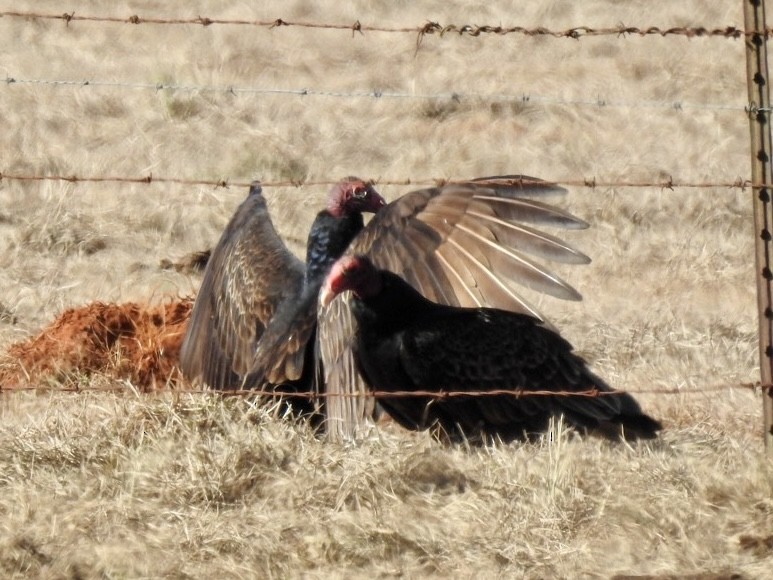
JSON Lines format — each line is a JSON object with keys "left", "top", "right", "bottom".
{"left": 0, "top": 299, "right": 194, "bottom": 391}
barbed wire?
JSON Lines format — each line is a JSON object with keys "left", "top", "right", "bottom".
{"left": 2, "top": 76, "right": 752, "bottom": 114}
{"left": 0, "top": 11, "right": 761, "bottom": 42}
{"left": 0, "top": 382, "right": 762, "bottom": 399}
{"left": 0, "top": 171, "right": 762, "bottom": 191}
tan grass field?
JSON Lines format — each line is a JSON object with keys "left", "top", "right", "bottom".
{"left": 0, "top": 1, "right": 771, "bottom": 577}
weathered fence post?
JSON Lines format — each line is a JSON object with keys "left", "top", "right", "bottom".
{"left": 744, "top": 0, "right": 773, "bottom": 450}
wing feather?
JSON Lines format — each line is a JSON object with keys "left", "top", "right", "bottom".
{"left": 247, "top": 288, "right": 319, "bottom": 386}
{"left": 470, "top": 195, "right": 589, "bottom": 229}
{"left": 318, "top": 292, "right": 378, "bottom": 441}
{"left": 449, "top": 223, "right": 584, "bottom": 300}
{"left": 460, "top": 209, "right": 591, "bottom": 264}
{"left": 443, "top": 235, "right": 547, "bottom": 319}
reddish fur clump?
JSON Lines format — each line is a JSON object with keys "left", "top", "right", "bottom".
{"left": 0, "top": 299, "right": 194, "bottom": 391}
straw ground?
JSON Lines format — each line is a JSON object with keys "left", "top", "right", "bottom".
{"left": 0, "top": 1, "right": 769, "bottom": 577}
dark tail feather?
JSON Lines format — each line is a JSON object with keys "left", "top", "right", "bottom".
{"left": 594, "top": 412, "right": 662, "bottom": 441}
{"left": 616, "top": 412, "right": 662, "bottom": 440}
{"left": 562, "top": 409, "right": 662, "bottom": 441}
{"left": 560, "top": 376, "right": 663, "bottom": 441}
{"left": 608, "top": 387, "right": 662, "bottom": 440}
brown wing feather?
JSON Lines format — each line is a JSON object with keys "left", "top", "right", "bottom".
{"left": 318, "top": 175, "right": 590, "bottom": 440}
{"left": 318, "top": 292, "right": 375, "bottom": 439}
{"left": 180, "top": 182, "right": 305, "bottom": 389}
{"left": 247, "top": 288, "right": 319, "bottom": 386}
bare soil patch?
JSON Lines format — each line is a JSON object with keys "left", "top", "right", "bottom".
{"left": 0, "top": 299, "right": 192, "bottom": 390}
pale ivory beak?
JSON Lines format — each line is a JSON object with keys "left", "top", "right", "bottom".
{"left": 319, "top": 282, "right": 336, "bottom": 308}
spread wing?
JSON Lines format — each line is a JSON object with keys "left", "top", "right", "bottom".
{"left": 179, "top": 182, "right": 306, "bottom": 389}
{"left": 317, "top": 175, "right": 591, "bottom": 440}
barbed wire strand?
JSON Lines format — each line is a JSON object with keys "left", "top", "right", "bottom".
{"left": 0, "top": 11, "right": 763, "bottom": 41}
{"left": 0, "top": 171, "right": 764, "bottom": 191}
{"left": 0, "top": 382, "right": 762, "bottom": 398}
{"left": 2, "top": 75, "right": 753, "bottom": 113}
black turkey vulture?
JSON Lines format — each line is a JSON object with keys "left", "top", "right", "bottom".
{"left": 181, "top": 175, "right": 592, "bottom": 439}
{"left": 319, "top": 255, "right": 662, "bottom": 443}
{"left": 179, "top": 178, "right": 385, "bottom": 420}
{"left": 315, "top": 176, "right": 591, "bottom": 439}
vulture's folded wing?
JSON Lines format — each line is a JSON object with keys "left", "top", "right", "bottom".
{"left": 246, "top": 287, "right": 320, "bottom": 387}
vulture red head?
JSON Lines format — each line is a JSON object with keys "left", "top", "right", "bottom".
{"left": 320, "top": 255, "right": 381, "bottom": 306}
{"left": 327, "top": 177, "right": 386, "bottom": 217}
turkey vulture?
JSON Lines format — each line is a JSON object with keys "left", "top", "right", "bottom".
{"left": 319, "top": 255, "right": 662, "bottom": 443}
{"left": 181, "top": 175, "right": 592, "bottom": 439}
{"left": 179, "top": 178, "right": 385, "bottom": 420}
{"left": 315, "top": 176, "right": 591, "bottom": 439}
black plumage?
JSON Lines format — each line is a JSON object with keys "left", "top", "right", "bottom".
{"left": 320, "top": 255, "right": 662, "bottom": 443}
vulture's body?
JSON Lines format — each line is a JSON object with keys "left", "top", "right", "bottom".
{"left": 322, "top": 256, "right": 662, "bottom": 443}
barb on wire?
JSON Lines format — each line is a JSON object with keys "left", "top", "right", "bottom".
{"left": 0, "top": 382, "right": 762, "bottom": 398}
{"left": 0, "top": 171, "right": 246, "bottom": 189}
{"left": 2, "top": 75, "right": 751, "bottom": 113}
{"left": 0, "top": 11, "right": 761, "bottom": 42}
{"left": 0, "top": 171, "right": 764, "bottom": 191}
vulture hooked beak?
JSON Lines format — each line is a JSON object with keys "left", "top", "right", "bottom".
{"left": 320, "top": 277, "right": 343, "bottom": 308}
{"left": 371, "top": 193, "right": 387, "bottom": 212}
{"left": 320, "top": 265, "right": 342, "bottom": 308}
{"left": 320, "top": 255, "right": 377, "bottom": 307}
{"left": 320, "top": 256, "right": 357, "bottom": 307}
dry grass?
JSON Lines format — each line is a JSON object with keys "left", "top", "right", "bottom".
{"left": 0, "top": 0, "right": 770, "bottom": 577}
{"left": 1, "top": 394, "right": 769, "bottom": 578}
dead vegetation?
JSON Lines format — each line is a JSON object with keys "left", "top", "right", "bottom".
{"left": 0, "top": 0, "right": 770, "bottom": 578}
{"left": 159, "top": 249, "right": 211, "bottom": 274}
{"left": 0, "top": 395, "right": 769, "bottom": 578}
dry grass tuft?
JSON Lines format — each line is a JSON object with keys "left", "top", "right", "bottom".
{"left": 159, "top": 249, "right": 212, "bottom": 274}
{"left": 14, "top": 210, "right": 108, "bottom": 257}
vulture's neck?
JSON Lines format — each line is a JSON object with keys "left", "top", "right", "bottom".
{"left": 304, "top": 210, "right": 364, "bottom": 285}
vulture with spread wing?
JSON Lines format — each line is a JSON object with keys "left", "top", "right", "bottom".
{"left": 179, "top": 178, "right": 385, "bottom": 421}
{"left": 181, "top": 175, "right": 591, "bottom": 439}
{"left": 320, "top": 255, "right": 662, "bottom": 443}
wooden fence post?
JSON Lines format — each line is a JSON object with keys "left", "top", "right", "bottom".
{"left": 744, "top": 0, "right": 773, "bottom": 450}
